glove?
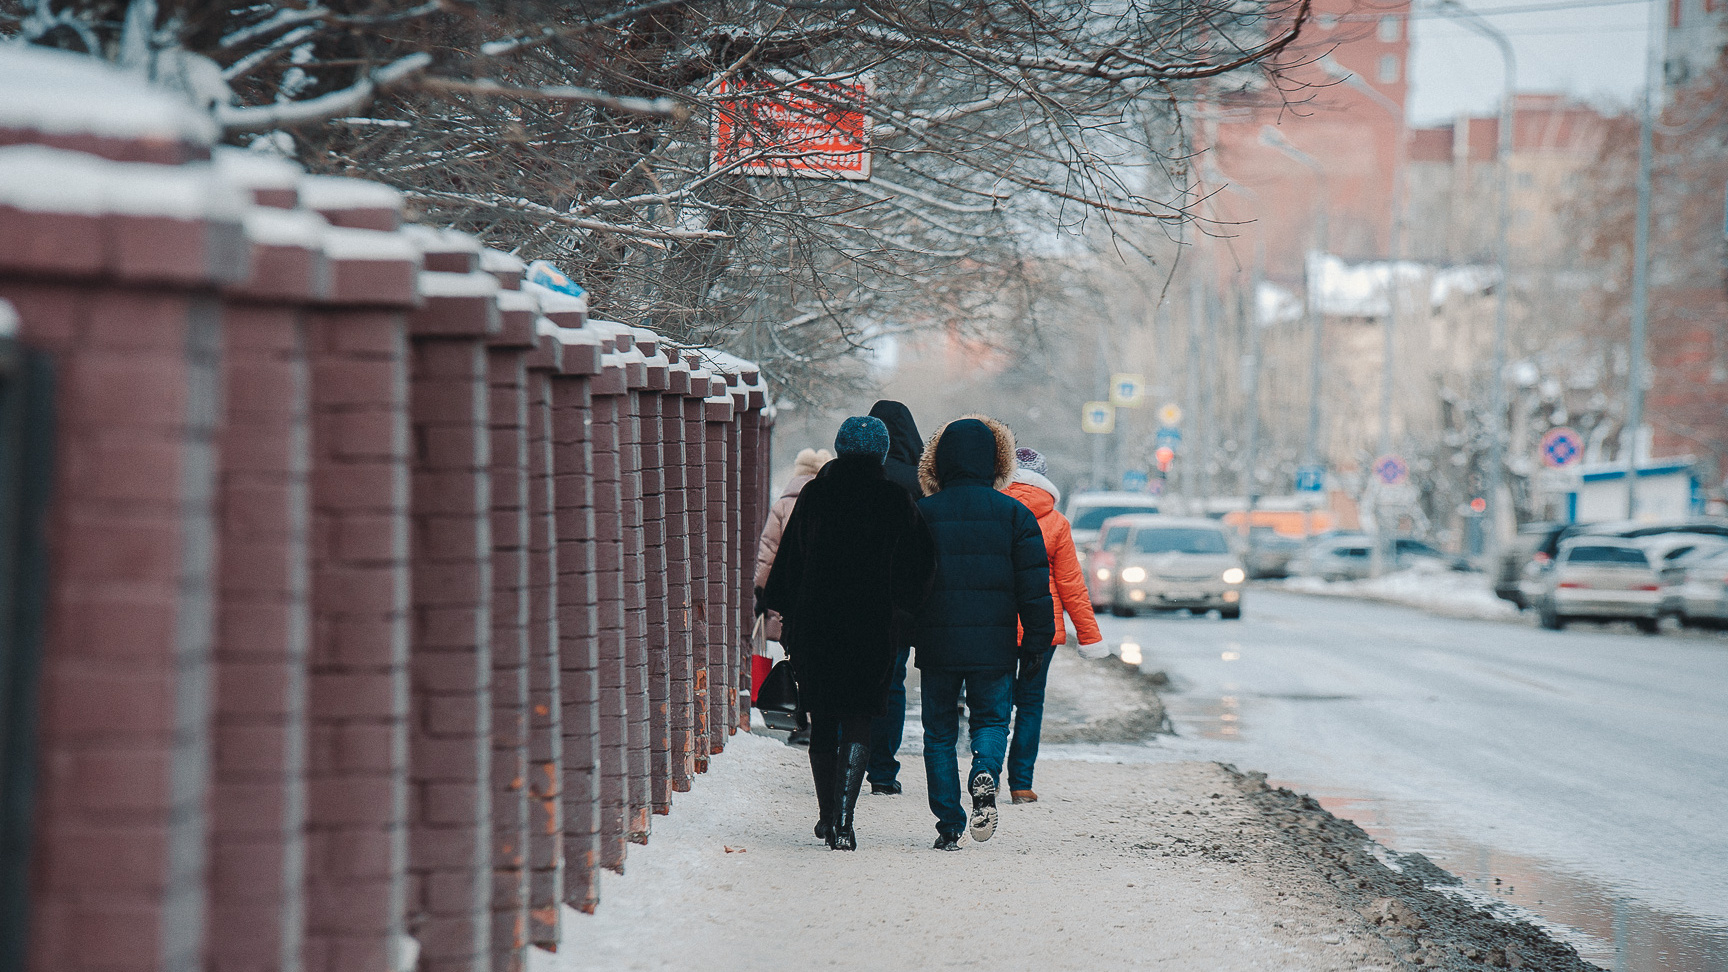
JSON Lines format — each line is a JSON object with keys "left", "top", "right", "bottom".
{"left": 1076, "top": 640, "right": 1111, "bottom": 660}
{"left": 752, "top": 586, "right": 767, "bottom": 617}
{"left": 1017, "top": 649, "right": 1047, "bottom": 682}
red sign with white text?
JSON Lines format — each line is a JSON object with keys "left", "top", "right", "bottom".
{"left": 712, "top": 76, "right": 871, "bottom": 181}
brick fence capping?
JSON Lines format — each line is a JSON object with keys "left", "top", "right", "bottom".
{"left": 0, "top": 45, "right": 772, "bottom": 972}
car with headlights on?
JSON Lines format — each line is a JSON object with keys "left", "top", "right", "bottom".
{"left": 1083, "top": 517, "right": 1135, "bottom": 611}
{"left": 1536, "top": 537, "right": 1662, "bottom": 633}
{"left": 1105, "top": 515, "right": 1245, "bottom": 619}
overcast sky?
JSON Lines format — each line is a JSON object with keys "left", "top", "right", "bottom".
{"left": 1406, "top": 0, "right": 1655, "bottom": 125}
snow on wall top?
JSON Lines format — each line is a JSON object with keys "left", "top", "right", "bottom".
{"left": 496, "top": 289, "right": 539, "bottom": 313}
{"left": 320, "top": 225, "right": 420, "bottom": 262}
{"left": 402, "top": 224, "right": 480, "bottom": 254}
{"left": 212, "top": 146, "right": 301, "bottom": 190}
{"left": 522, "top": 280, "right": 587, "bottom": 315}
{"left": 0, "top": 144, "right": 245, "bottom": 219}
{"left": 417, "top": 270, "right": 501, "bottom": 298}
{"left": 0, "top": 44, "right": 217, "bottom": 145}
{"left": 480, "top": 249, "right": 527, "bottom": 273}
{"left": 298, "top": 174, "right": 402, "bottom": 212}
{"left": 243, "top": 207, "right": 330, "bottom": 249}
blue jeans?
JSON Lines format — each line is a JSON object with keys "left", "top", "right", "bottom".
{"left": 867, "top": 646, "right": 911, "bottom": 786}
{"left": 920, "top": 668, "right": 1013, "bottom": 836}
{"left": 1006, "top": 646, "right": 1058, "bottom": 791}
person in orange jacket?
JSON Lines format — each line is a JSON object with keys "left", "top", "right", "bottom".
{"left": 1002, "top": 447, "right": 1108, "bottom": 804}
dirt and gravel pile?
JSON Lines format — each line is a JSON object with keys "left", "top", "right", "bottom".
{"left": 1223, "top": 766, "right": 1602, "bottom": 971}
{"left": 1038, "top": 647, "right": 1174, "bottom": 743}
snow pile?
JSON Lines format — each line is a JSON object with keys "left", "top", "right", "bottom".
{"left": 1280, "top": 566, "right": 1520, "bottom": 621}
{"left": 0, "top": 43, "right": 216, "bottom": 145}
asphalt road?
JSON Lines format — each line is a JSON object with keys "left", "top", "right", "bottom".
{"left": 1090, "top": 589, "right": 1728, "bottom": 972}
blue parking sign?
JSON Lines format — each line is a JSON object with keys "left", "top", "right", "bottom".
{"left": 1295, "top": 465, "right": 1325, "bottom": 493}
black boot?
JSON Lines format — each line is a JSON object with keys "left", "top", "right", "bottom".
{"left": 809, "top": 746, "right": 837, "bottom": 842}
{"left": 830, "top": 741, "right": 870, "bottom": 851}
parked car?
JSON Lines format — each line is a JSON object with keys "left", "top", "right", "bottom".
{"left": 1672, "top": 547, "right": 1728, "bottom": 628}
{"left": 1496, "top": 521, "right": 1573, "bottom": 608}
{"left": 1242, "top": 527, "right": 1305, "bottom": 579}
{"left": 1535, "top": 537, "right": 1662, "bottom": 633}
{"left": 1083, "top": 517, "right": 1135, "bottom": 610}
{"left": 1512, "top": 519, "right": 1728, "bottom": 610}
{"left": 1103, "top": 515, "right": 1245, "bottom": 619}
{"left": 1290, "top": 534, "right": 1374, "bottom": 581}
{"left": 1065, "top": 491, "right": 1162, "bottom": 550}
{"left": 1649, "top": 535, "right": 1728, "bottom": 617}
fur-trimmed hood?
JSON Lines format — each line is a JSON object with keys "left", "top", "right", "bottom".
{"left": 917, "top": 413, "right": 1016, "bottom": 496}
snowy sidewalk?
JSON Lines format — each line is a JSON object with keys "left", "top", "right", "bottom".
{"left": 532, "top": 732, "right": 1406, "bottom": 972}
{"left": 1277, "top": 568, "right": 1520, "bottom": 622}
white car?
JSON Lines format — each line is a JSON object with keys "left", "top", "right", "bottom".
{"left": 1066, "top": 491, "right": 1161, "bottom": 550}
{"left": 1103, "top": 515, "right": 1245, "bottom": 619}
{"left": 1673, "top": 547, "right": 1728, "bottom": 628}
{"left": 1536, "top": 537, "right": 1662, "bottom": 633}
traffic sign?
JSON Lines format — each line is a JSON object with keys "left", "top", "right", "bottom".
{"left": 1295, "top": 464, "right": 1325, "bottom": 493}
{"left": 1147, "top": 476, "right": 1166, "bottom": 497}
{"left": 1081, "top": 401, "right": 1115, "bottom": 434}
{"left": 1541, "top": 426, "right": 1582, "bottom": 468}
{"left": 1373, "top": 453, "right": 1409, "bottom": 487}
{"left": 1157, "top": 402, "right": 1183, "bottom": 426}
{"left": 1154, "top": 426, "right": 1182, "bottom": 448}
{"left": 1121, "top": 469, "right": 1149, "bottom": 491}
{"left": 1109, "top": 373, "right": 1146, "bottom": 408}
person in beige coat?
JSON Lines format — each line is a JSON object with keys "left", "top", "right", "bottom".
{"left": 754, "top": 447, "right": 833, "bottom": 639}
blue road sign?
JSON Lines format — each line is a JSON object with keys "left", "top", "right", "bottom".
{"left": 1541, "top": 427, "right": 1582, "bottom": 468}
{"left": 1373, "top": 454, "right": 1409, "bottom": 488}
{"left": 1122, "top": 470, "right": 1149, "bottom": 492}
{"left": 1295, "top": 465, "right": 1325, "bottom": 493}
{"left": 1155, "top": 426, "right": 1182, "bottom": 448}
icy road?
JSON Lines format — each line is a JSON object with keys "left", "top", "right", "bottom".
{"left": 1094, "top": 589, "right": 1728, "bottom": 971}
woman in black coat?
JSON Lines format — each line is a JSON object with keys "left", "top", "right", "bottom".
{"left": 763, "top": 415, "right": 937, "bottom": 850}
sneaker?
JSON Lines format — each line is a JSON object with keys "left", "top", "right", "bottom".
{"left": 1011, "top": 789, "right": 1038, "bottom": 804}
{"left": 932, "top": 833, "right": 963, "bottom": 852}
{"left": 870, "top": 781, "right": 902, "bottom": 795}
{"left": 967, "top": 772, "right": 998, "bottom": 842}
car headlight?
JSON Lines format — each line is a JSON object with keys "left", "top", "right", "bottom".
{"left": 1222, "top": 567, "right": 1245, "bottom": 584}
{"left": 1121, "top": 566, "right": 1147, "bottom": 583}
{"left": 1096, "top": 567, "right": 1112, "bottom": 581}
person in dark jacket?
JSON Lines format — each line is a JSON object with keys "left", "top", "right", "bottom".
{"left": 763, "top": 416, "right": 937, "bottom": 850}
{"left": 913, "top": 415, "right": 1054, "bottom": 850}
{"left": 864, "top": 399, "right": 924, "bottom": 794}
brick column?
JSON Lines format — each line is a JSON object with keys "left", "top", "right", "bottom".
{"left": 660, "top": 357, "right": 696, "bottom": 794}
{"left": 301, "top": 221, "right": 420, "bottom": 972}
{"left": 405, "top": 262, "right": 499, "bottom": 972}
{"left": 614, "top": 350, "right": 652, "bottom": 844}
{"left": 208, "top": 204, "right": 324, "bottom": 972}
{"left": 3, "top": 151, "right": 245, "bottom": 972}
{"left": 587, "top": 354, "right": 631, "bottom": 872}
{"left": 724, "top": 381, "right": 745, "bottom": 735}
{"left": 681, "top": 359, "right": 712, "bottom": 771}
{"left": 483, "top": 288, "right": 535, "bottom": 972}
{"left": 630, "top": 335, "right": 673, "bottom": 816}
{"left": 520, "top": 325, "right": 563, "bottom": 951}
{"left": 735, "top": 383, "right": 763, "bottom": 733}
{"left": 702, "top": 377, "right": 734, "bottom": 754}
{"left": 548, "top": 326, "right": 604, "bottom": 912}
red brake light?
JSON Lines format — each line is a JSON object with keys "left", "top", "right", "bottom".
{"left": 1558, "top": 581, "right": 1586, "bottom": 589}
{"left": 1634, "top": 584, "right": 1660, "bottom": 591}
{"left": 1534, "top": 552, "right": 1551, "bottom": 563}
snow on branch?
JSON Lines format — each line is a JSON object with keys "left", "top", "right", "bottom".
{"left": 417, "top": 78, "right": 689, "bottom": 119}
{"left": 217, "top": 52, "right": 432, "bottom": 134}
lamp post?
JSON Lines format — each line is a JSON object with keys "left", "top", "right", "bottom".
{"left": 1436, "top": 0, "right": 1515, "bottom": 562}
{"left": 1259, "top": 126, "right": 1330, "bottom": 505}
{"left": 1625, "top": 0, "right": 1663, "bottom": 518}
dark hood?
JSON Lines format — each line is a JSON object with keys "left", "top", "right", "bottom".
{"left": 932, "top": 419, "right": 1001, "bottom": 489}
{"left": 869, "top": 399, "right": 923, "bottom": 467}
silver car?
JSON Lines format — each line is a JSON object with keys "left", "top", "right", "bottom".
{"left": 1290, "top": 534, "right": 1374, "bottom": 581}
{"left": 1106, "top": 515, "right": 1245, "bottom": 619}
{"left": 1672, "top": 547, "right": 1728, "bottom": 628}
{"left": 1536, "top": 537, "right": 1662, "bottom": 633}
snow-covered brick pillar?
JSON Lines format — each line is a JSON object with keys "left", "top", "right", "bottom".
{"left": 703, "top": 372, "right": 736, "bottom": 754}
{"left": 0, "top": 45, "right": 217, "bottom": 166}
{"left": 300, "top": 208, "right": 419, "bottom": 972}
{"left": 681, "top": 355, "right": 714, "bottom": 771}
{"left": 725, "top": 369, "right": 748, "bottom": 734}
{"left": 587, "top": 338, "right": 632, "bottom": 876}
{"left": 544, "top": 321, "right": 602, "bottom": 914}
{"left": 0, "top": 116, "right": 245, "bottom": 971}
{"left": 299, "top": 176, "right": 404, "bottom": 234}
{"left": 480, "top": 279, "right": 537, "bottom": 972}
{"left": 519, "top": 318, "right": 564, "bottom": 953}
{"left": 614, "top": 340, "right": 652, "bottom": 846}
{"left": 736, "top": 364, "right": 769, "bottom": 732}
{"left": 206, "top": 167, "right": 327, "bottom": 972}
{"left": 404, "top": 255, "right": 500, "bottom": 972}
{"left": 629, "top": 330, "right": 674, "bottom": 818}
{"left": 660, "top": 353, "right": 697, "bottom": 794}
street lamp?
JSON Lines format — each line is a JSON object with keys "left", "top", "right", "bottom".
{"left": 1259, "top": 125, "right": 1329, "bottom": 500}
{"left": 1435, "top": 0, "right": 1515, "bottom": 561}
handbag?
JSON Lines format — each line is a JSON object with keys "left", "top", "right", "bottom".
{"left": 753, "top": 658, "right": 801, "bottom": 732}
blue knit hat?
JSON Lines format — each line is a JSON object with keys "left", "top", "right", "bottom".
{"left": 834, "top": 415, "right": 890, "bottom": 462}
{"left": 1016, "top": 447, "right": 1048, "bottom": 477}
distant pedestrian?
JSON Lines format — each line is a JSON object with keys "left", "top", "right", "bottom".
{"left": 913, "top": 415, "right": 1054, "bottom": 851}
{"left": 762, "top": 417, "right": 936, "bottom": 850}
{"left": 752, "top": 447, "right": 833, "bottom": 747}
{"left": 1002, "top": 447, "right": 1109, "bottom": 805}
{"left": 864, "top": 400, "right": 924, "bottom": 794}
